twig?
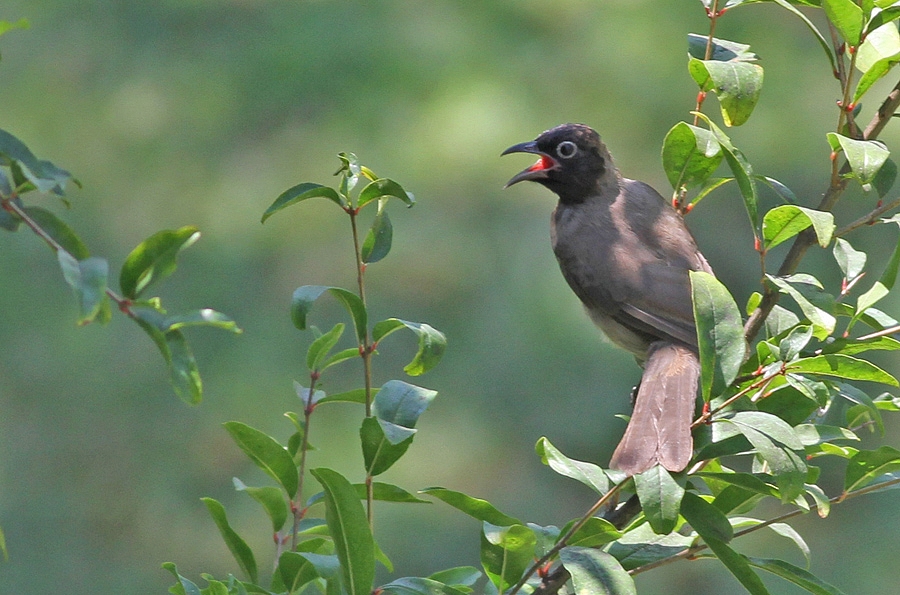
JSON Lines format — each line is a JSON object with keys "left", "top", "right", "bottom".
{"left": 1, "top": 196, "right": 133, "bottom": 315}
{"left": 507, "top": 481, "right": 626, "bottom": 595}
{"left": 628, "top": 476, "right": 900, "bottom": 576}
{"left": 744, "top": 77, "right": 900, "bottom": 341}
{"left": 835, "top": 195, "right": 900, "bottom": 238}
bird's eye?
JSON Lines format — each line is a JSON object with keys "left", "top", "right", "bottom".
{"left": 556, "top": 141, "right": 578, "bottom": 159}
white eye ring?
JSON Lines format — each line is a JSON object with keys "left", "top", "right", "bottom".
{"left": 556, "top": 140, "right": 578, "bottom": 159}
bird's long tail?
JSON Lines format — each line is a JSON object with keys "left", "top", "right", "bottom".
{"left": 609, "top": 340, "right": 698, "bottom": 476}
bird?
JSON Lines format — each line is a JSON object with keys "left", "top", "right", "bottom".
{"left": 502, "top": 123, "right": 714, "bottom": 476}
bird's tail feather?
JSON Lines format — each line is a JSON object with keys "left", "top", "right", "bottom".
{"left": 609, "top": 340, "right": 698, "bottom": 476}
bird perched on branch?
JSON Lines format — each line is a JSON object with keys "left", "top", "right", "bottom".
{"left": 503, "top": 123, "right": 713, "bottom": 476}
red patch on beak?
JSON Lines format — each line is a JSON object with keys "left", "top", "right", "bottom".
{"left": 528, "top": 155, "right": 555, "bottom": 171}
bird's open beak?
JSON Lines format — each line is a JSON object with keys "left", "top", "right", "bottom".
{"left": 501, "top": 141, "right": 558, "bottom": 188}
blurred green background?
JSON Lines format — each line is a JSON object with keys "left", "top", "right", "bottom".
{"left": 2, "top": 1, "right": 900, "bottom": 593}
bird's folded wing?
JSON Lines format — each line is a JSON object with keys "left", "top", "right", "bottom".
{"left": 615, "top": 262, "right": 699, "bottom": 349}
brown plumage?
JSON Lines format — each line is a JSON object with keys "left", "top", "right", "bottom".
{"left": 503, "top": 123, "right": 712, "bottom": 476}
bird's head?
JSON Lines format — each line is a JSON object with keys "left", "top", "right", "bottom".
{"left": 502, "top": 123, "right": 615, "bottom": 203}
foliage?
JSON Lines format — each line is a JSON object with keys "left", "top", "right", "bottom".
{"left": 6, "top": 2, "right": 900, "bottom": 595}
{"left": 163, "top": 2, "right": 900, "bottom": 594}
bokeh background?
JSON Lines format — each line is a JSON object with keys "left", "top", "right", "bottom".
{"left": 2, "top": 1, "right": 900, "bottom": 594}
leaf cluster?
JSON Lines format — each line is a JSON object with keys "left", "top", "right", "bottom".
{"left": 0, "top": 127, "right": 241, "bottom": 404}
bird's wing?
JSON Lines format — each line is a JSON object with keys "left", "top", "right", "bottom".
{"left": 615, "top": 262, "right": 699, "bottom": 348}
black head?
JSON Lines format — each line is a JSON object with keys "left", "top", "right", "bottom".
{"left": 502, "top": 123, "right": 614, "bottom": 203}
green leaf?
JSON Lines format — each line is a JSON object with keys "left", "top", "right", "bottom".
{"left": 687, "top": 34, "right": 758, "bottom": 62}
{"left": 717, "top": 411, "right": 806, "bottom": 501}
{"left": 372, "top": 319, "right": 447, "bottom": 376}
{"left": 336, "top": 152, "right": 366, "bottom": 194}
{"left": 690, "top": 271, "right": 745, "bottom": 400}
{"left": 166, "top": 330, "right": 202, "bottom": 405}
{"left": 162, "top": 309, "right": 241, "bottom": 333}
{"left": 361, "top": 201, "right": 393, "bottom": 264}
{"left": 680, "top": 491, "right": 734, "bottom": 543}
{"left": 606, "top": 524, "right": 693, "bottom": 571}
{"left": 688, "top": 176, "right": 734, "bottom": 209}
{"left": 854, "top": 22, "right": 900, "bottom": 102}
{"left": 162, "top": 562, "right": 202, "bottom": 595}
{"left": 855, "top": 281, "right": 889, "bottom": 321}
{"left": 380, "top": 577, "right": 470, "bottom": 595}
{"left": 480, "top": 523, "right": 536, "bottom": 592}
{"left": 838, "top": 382, "right": 885, "bottom": 434}
{"left": 823, "top": 0, "right": 864, "bottom": 46}
{"left": 661, "top": 122, "right": 723, "bottom": 190}
{"left": 0, "top": 128, "right": 76, "bottom": 194}
{"left": 757, "top": 175, "right": 798, "bottom": 204}
{"left": 696, "top": 472, "right": 781, "bottom": 500}
{"left": 778, "top": 324, "right": 813, "bottom": 361}
{"left": 359, "top": 417, "right": 414, "bottom": 476}
{"left": 0, "top": 19, "right": 29, "bottom": 38}
{"left": 307, "top": 323, "right": 346, "bottom": 371}
{"left": 321, "top": 347, "right": 361, "bottom": 370}
{"left": 374, "top": 380, "right": 437, "bottom": 428}
{"left": 296, "top": 552, "right": 342, "bottom": 592}
{"left": 317, "top": 388, "right": 369, "bottom": 405}
{"left": 868, "top": 1, "right": 900, "bottom": 30}
{"left": 794, "top": 424, "right": 858, "bottom": 446}
{"left": 357, "top": 178, "right": 414, "bottom": 209}
{"left": 703, "top": 536, "right": 770, "bottom": 595}
{"left": 787, "top": 353, "right": 899, "bottom": 386}
{"left": 747, "top": 558, "right": 848, "bottom": 595}
{"left": 634, "top": 466, "right": 685, "bottom": 535}
{"left": 294, "top": 381, "right": 325, "bottom": 407}
{"left": 766, "top": 275, "right": 836, "bottom": 340}
{"left": 833, "top": 238, "right": 866, "bottom": 280}
{"left": 873, "top": 157, "right": 898, "bottom": 197}
{"left": 564, "top": 517, "right": 623, "bottom": 548}
{"left": 762, "top": 205, "right": 834, "bottom": 250}
{"left": 879, "top": 218, "right": 900, "bottom": 290}
{"left": 233, "top": 478, "right": 288, "bottom": 532}
{"left": 119, "top": 226, "right": 200, "bottom": 299}
{"left": 694, "top": 113, "right": 759, "bottom": 233}
{"left": 261, "top": 182, "right": 344, "bottom": 223}
{"left": 278, "top": 551, "right": 320, "bottom": 595}
{"left": 291, "top": 285, "right": 367, "bottom": 342}
{"left": 559, "top": 547, "right": 636, "bottom": 595}
{"left": 21, "top": 206, "right": 90, "bottom": 259}
{"left": 844, "top": 445, "right": 900, "bottom": 492}
{"left": 826, "top": 133, "right": 890, "bottom": 188}
{"left": 535, "top": 437, "right": 610, "bottom": 494}
{"left": 766, "top": 305, "right": 802, "bottom": 338}
{"left": 428, "top": 567, "right": 482, "bottom": 588}
{"left": 689, "top": 59, "right": 764, "bottom": 126}
{"left": 420, "top": 488, "right": 521, "bottom": 526}
{"left": 310, "top": 468, "right": 375, "bottom": 595}
{"left": 352, "top": 482, "right": 431, "bottom": 504}
{"left": 57, "top": 252, "right": 109, "bottom": 325}
{"left": 223, "top": 422, "right": 299, "bottom": 497}
{"left": 201, "top": 498, "right": 258, "bottom": 584}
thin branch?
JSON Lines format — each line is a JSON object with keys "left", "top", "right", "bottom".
{"left": 508, "top": 481, "right": 626, "bottom": 595}
{"left": 628, "top": 476, "right": 900, "bottom": 576}
{"left": 744, "top": 77, "right": 900, "bottom": 341}
{"left": 835, "top": 195, "right": 900, "bottom": 238}
{"left": 1, "top": 196, "right": 133, "bottom": 315}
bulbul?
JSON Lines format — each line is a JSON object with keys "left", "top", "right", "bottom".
{"left": 503, "top": 123, "right": 713, "bottom": 476}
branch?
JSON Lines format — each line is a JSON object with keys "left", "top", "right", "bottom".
{"left": 628, "top": 476, "right": 900, "bottom": 576}
{"left": 508, "top": 482, "right": 625, "bottom": 595}
{"left": 743, "top": 77, "right": 900, "bottom": 341}
{"left": 1, "top": 196, "right": 133, "bottom": 315}
{"left": 528, "top": 495, "right": 641, "bottom": 595}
